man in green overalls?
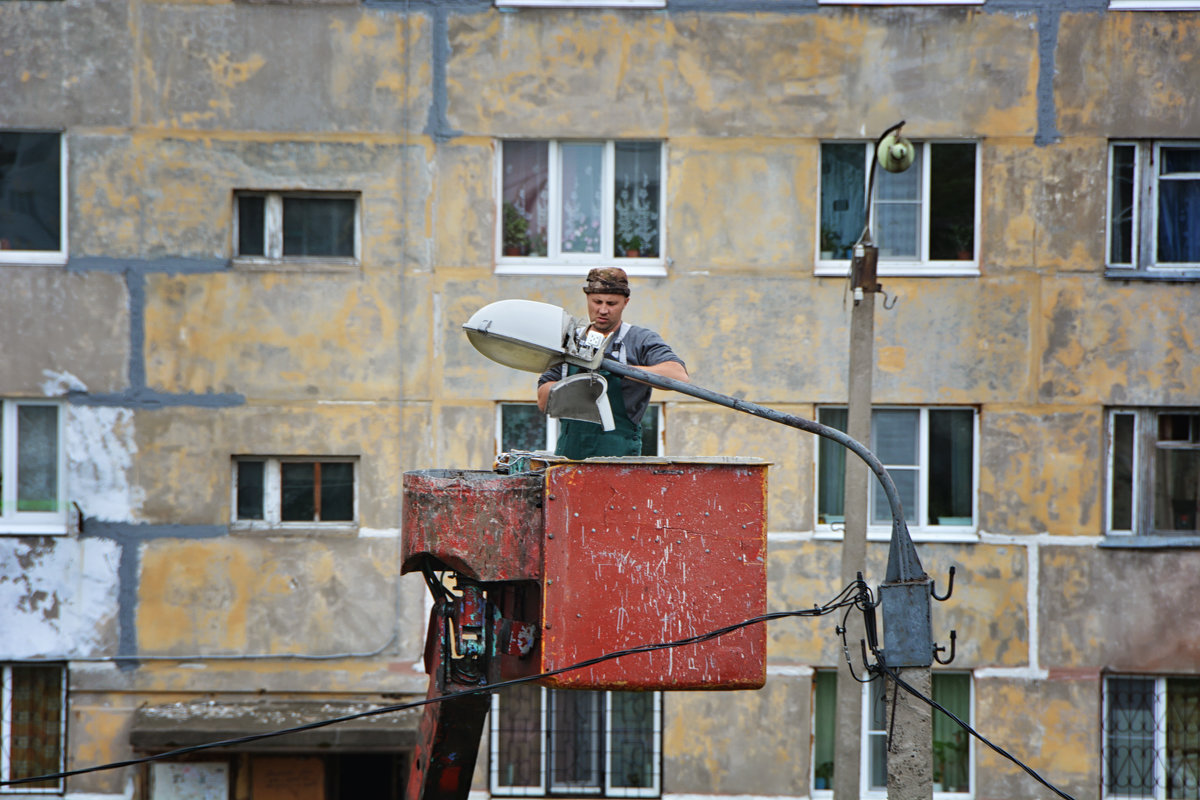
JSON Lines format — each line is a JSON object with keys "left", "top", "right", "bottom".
{"left": 537, "top": 268, "right": 689, "bottom": 459}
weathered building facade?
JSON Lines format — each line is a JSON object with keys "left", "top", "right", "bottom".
{"left": 2, "top": 1, "right": 1198, "bottom": 799}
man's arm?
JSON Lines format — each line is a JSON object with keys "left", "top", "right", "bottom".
{"left": 536, "top": 379, "right": 555, "bottom": 412}
{"left": 635, "top": 359, "right": 689, "bottom": 383}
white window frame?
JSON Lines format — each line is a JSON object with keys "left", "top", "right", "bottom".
{"left": 0, "top": 663, "right": 67, "bottom": 794}
{"left": 814, "top": 406, "right": 979, "bottom": 542}
{"left": 488, "top": 688, "right": 663, "bottom": 798}
{"left": 1107, "top": 141, "right": 1200, "bottom": 276}
{"left": 0, "top": 132, "right": 68, "bottom": 267}
{"left": 815, "top": 141, "right": 981, "bottom": 278}
{"left": 1108, "top": 0, "right": 1200, "bottom": 9}
{"left": 496, "top": 402, "right": 665, "bottom": 457}
{"left": 0, "top": 401, "right": 67, "bottom": 536}
{"left": 230, "top": 456, "right": 358, "bottom": 530}
{"left": 495, "top": 140, "right": 668, "bottom": 278}
{"left": 812, "top": 671, "right": 975, "bottom": 800}
{"left": 1101, "top": 675, "right": 1200, "bottom": 800}
{"left": 232, "top": 191, "right": 361, "bottom": 269}
{"left": 1105, "top": 408, "right": 1200, "bottom": 537}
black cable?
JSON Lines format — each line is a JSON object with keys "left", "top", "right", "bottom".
{"left": 2, "top": 584, "right": 867, "bottom": 788}
{"left": 880, "top": 665, "right": 1077, "bottom": 800}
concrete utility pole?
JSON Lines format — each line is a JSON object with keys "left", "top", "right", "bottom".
{"left": 833, "top": 287, "right": 873, "bottom": 800}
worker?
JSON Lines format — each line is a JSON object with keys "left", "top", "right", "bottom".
{"left": 537, "top": 267, "right": 689, "bottom": 459}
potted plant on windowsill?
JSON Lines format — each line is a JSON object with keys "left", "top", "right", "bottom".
{"left": 820, "top": 225, "right": 844, "bottom": 260}
{"left": 502, "top": 201, "right": 531, "bottom": 256}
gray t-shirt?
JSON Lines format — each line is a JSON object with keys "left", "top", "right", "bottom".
{"left": 537, "top": 324, "right": 685, "bottom": 426}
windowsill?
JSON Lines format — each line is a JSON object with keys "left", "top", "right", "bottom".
{"left": 815, "top": 526, "right": 980, "bottom": 544}
{"left": 1104, "top": 267, "right": 1200, "bottom": 281}
{"left": 231, "top": 257, "right": 360, "bottom": 272}
{"left": 1108, "top": 0, "right": 1200, "bottom": 8}
{"left": 231, "top": 522, "right": 360, "bottom": 536}
{"left": 0, "top": 253, "right": 69, "bottom": 267}
{"left": 0, "top": 521, "right": 70, "bottom": 536}
{"left": 1098, "top": 534, "right": 1200, "bottom": 549}
{"left": 815, "top": 260, "right": 980, "bottom": 278}
{"left": 495, "top": 260, "right": 668, "bottom": 278}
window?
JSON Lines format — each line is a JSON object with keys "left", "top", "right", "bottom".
{"left": 497, "top": 141, "right": 665, "bottom": 276}
{"left": 1104, "top": 675, "right": 1200, "bottom": 799}
{"left": 489, "top": 683, "right": 662, "bottom": 797}
{"left": 817, "top": 141, "right": 979, "bottom": 276}
{"left": 232, "top": 457, "right": 356, "bottom": 527}
{"left": 1108, "top": 0, "right": 1200, "bottom": 10}
{"left": 812, "top": 670, "right": 973, "bottom": 797}
{"left": 0, "top": 132, "right": 66, "bottom": 266}
{"left": 0, "top": 401, "right": 66, "bottom": 535}
{"left": 1, "top": 664, "right": 66, "bottom": 793}
{"left": 1108, "top": 142, "right": 1200, "bottom": 276}
{"left": 497, "top": 402, "right": 663, "bottom": 457}
{"left": 816, "top": 407, "right": 977, "bottom": 537}
{"left": 496, "top": 0, "right": 665, "bottom": 6}
{"left": 1107, "top": 409, "right": 1200, "bottom": 537}
{"left": 234, "top": 191, "right": 359, "bottom": 266}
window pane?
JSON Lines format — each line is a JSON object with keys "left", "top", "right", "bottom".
{"left": 281, "top": 462, "right": 316, "bottom": 521}
{"left": 1111, "top": 145, "right": 1136, "bottom": 265}
{"left": 236, "top": 460, "right": 265, "bottom": 520}
{"left": 549, "top": 689, "right": 603, "bottom": 790}
{"left": 820, "top": 144, "right": 866, "bottom": 260}
{"left": 1107, "top": 677, "right": 1157, "bottom": 797}
{"left": 16, "top": 404, "right": 58, "bottom": 513}
{"left": 609, "top": 691, "right": 655, "bottom": 790}
{"left": 0, "top": 132, "right": 60, "bottom": 252}
{"left": 614, "top": 142, "right": 660, "bottom": 258}
{"left": 1154, "top": 447, "right": 1200, "bottom": 533}
{"left": 502, "top": 141, "right": 549, "bottom": 257}
{"left": 8, "top": 665, "right": 64, "bottom": 789}
{"left": 817, "top": 408, "right": 848, "bottom": 524}
{"left": 640, "top": 404, "right": 660, "bottom": 457}
{"left": 928, "top": 410, "right": 974, "bottom": 525}
{"left": 873, "top": 467, "right": 917, "bottom": 525}
{"left": 932, "top": 674, "right": 971, "bottom": 793}
{"left": 868, "top": 680, "right": 888, "bottom": 791}
{"left": 1157, "top": 175, "right": 1200, "bottom": 264}
{"left": 873, "top": 409, "right": 919, "bottom": 465}
{"left": 560, "top": 144, "right": 603, "bottom": 254}
{"left": 875, "top": 146, "right": 922, "bottom": 260}
{"left": 282, "top": 198, "right": 355, "bottom": 257}
{"left": 812, "top": 671, "right": 837, "bottom": 790}
{"left": 319, "top": 462, "right": 354, "bottom": 522}
{"left": 495, "top": 683, "right": 543, "bottom": 789}
{"left": 237, "top": 194, "right": 266, "bottom": 256}
{"left": 1111, "top": 413, "right": 1136, "bottom": 531}
{"left": 1166, "top": 677, "right": 1200, "bottom": 800}
{"left": 929, "top": 143, "right": 976, "bottom": 261}
{"left": 501, "top": 404, "right": 548, "bottom": 452}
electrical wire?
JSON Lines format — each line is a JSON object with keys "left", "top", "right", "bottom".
{"left": 2, "top": 582, "right": 867, "bottom": 789}
{"left": 879, "top": 664, "right": 1077, "bottom": 800}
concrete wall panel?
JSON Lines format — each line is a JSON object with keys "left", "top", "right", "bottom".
{"left": 1039, "top": 546, "right": 1200, "bottom": 672}
{"left": 979, "top": 406, "right": 1102, "bottom": 536}
{"left": 0, "top": 268, "right": 130, "bottom": 396}
{"left": 137, "top": 5, "right": 429, "bottom": 133}
{"left": 1057, "top": 12, "right": 1200, "bottom": 137}
{"left": 143, "top": 272, "right": 403, "bottom": 400}
{"left": 0, "top": 0, "right": 132, "bottom": 128}
{"left": 445, "top": 9, "right": 1038, "bottom": 139}
{"left": 1039, "top": 276, "right": 1200, "bottom": 406}
{"left": 975, "top": 675, "right": 1100, "bottom": 800}
{"left": 664, "top": 677, "right": 811, "bottom": 795}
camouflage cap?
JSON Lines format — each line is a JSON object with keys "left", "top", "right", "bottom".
{"left": 583, "top": 267, "right": 631, "bottom": 296}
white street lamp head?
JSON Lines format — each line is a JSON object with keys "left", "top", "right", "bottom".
{"left": 877, "top": 131, "right": 916, "bottom": 173}
{"left": 463, "top": 299, "right": 612, "bottom": 373}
